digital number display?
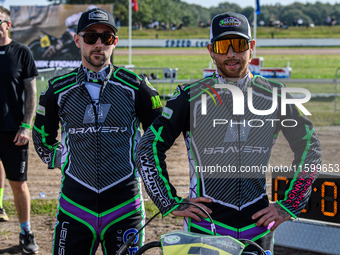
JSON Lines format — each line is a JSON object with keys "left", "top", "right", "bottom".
{"left": 272, "top": 172, "right": 340, "bottom": 224}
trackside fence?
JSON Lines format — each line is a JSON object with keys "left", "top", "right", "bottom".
{"left": 335, "top": 68, "right": 340, "bottom": 112}
{"left": 37, "top": 67, "right": 190, "bottom": 101}
{"left": 37, "top": 68, "right": 340, "bottom": 106}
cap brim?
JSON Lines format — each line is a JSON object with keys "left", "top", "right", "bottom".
{"left": 79, "top": 22, "right": 118, "bottom": 34}
{"left": 211, "top": 31, "right": 251, "bottom": 43}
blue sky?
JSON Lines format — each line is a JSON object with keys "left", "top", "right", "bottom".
{"left": 1, "top": 0, "right": 339, "bottom": 10}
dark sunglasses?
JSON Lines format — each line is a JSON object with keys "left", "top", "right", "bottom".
{"left": 0, "top": 19, "right": 9, "bottom": 25}
{"left": 79, "top": 33, "right": 116, "bottom": 45}
{"left": 213, "top": 38, "right": 250, "bottom": 54}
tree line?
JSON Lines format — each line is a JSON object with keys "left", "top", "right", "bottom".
{"left": 49, "top": 0, "right": 340, "bottom": 28}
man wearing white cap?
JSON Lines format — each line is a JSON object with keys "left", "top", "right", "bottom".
{"left": 136, "top": 12, "right": 321, "bottom": 254}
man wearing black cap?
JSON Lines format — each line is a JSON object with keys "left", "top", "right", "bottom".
{"left": 33, "top": 8, "right": 162, "bottom": 254}
{"left": 136, "top": 12, "right": 321, "bottom": 254}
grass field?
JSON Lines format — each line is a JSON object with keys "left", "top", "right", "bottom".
{"left": 36, "top": 48, "right": 340, "bottom": 127}
{"left": 116, "top": 26, "right": 340, "bottom": 39}
{"left": 112, "top": 52, "right": 339, "bottom": 79}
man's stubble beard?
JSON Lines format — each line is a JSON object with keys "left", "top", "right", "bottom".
{"left": 215, "top": 57, "right": 249, "bottom": 79}
{"left": 83, "top": 49, "right": 112, "bottom": 69}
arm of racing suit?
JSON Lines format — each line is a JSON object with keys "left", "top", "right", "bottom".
{"left": 32, "top": 79, "right": 62, "bottom": 169}
{"left": 135, "top": 76, "right": 163, "bottom": 131}
{"left": 135, "top": 86, "right": 189, "bottom": 216}
{"left": 276, "top": 92, "right": 322, "bottom": 218}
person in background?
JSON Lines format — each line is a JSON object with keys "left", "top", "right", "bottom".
{"left": 0, "top": 6, "right": 39, "bottom": 254}
{"left": 42, "top": 4, "right": 98, "bottom": 59}
{"left": 33, "top": 8, "right": 162, "bottom": 254}
{"left": 135, "top": 12, "right": 321, "bottom": 254}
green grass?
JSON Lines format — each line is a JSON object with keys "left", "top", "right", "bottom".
{"left": 261, "top": 54, "right": 338, "bottom": 79}
{"left": 112, "top": 52, "right": 338, "bottom": 80}
{"left": 308, "top": 111, "right": 340, "bottom": 126}
{"left": 36, "top": 50, "right": 340, "bottom": 128}
{"left": 119, "top": 27, "right": 211, "bottom": 39}
{"left": 144, "top": 200, "right": 162, "bottom": 219}
{"left": 114, "top": 53, "right": 212, "bottom": 80}
{"left": 3, "top": 199, "right": 58, "bottom": 218}
{"left": 285, "top": 83, "right": 335, "bottom": 94}
{"left": 255, "top": 26, "right": 340, "bottom": 39}
{"left": 116, "top": 26, "right": 340, "bottom": 39}
{"left": 304, "top": 97, "right": 340, "bottom": 126}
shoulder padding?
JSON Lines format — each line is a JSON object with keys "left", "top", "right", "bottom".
{"left": 112, "top": 67, "right": 144, "bottom": 90}
{"left": 182, "top": 76, "right": 219, "bottom": 98}
{"left": 48, "top": 68, "right": 78, "bottom": 92}
{"left": 253, "top": 75, "right": 285, "bottom": 91}
{"left": 183, "top": 76, "right": 218, "bottom": 89}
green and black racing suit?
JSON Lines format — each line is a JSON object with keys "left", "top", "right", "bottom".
{"left": 33, "top": 64, "right": 162, "bottom": 254}
{"left": 135, "top": 72, "right": 322, "bottom": 252}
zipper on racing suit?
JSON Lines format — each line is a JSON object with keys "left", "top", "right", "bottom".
{"left": 81, "top": 81, "right": 107, "bottom": 222}
{"left": 236, "top": 116, "right": 242, "bottom": 239}
{"left": 96, "top": 80, "right": 108, "bottom": 224}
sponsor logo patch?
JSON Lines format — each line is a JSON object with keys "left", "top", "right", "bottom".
{"left": 219, "top": 17, "right": 241, "bottom": 27}
{"left": 146, "top": 78, "right": 156, "bottom": 91}
{"left": 37, "top": 105, "right": 46, "bottom": 116}
{"left": 89, "top": 10, "right": 108, "bottom": 21}
{"left": 161, "top": 107, "right": 173, "bottom": 119}
{"left": 168, "top": 87, "right": 181, "bottom": 101}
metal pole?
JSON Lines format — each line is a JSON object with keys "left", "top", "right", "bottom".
{"left": 335, "top": 68, "right": 340, "bottom": 112}
{"left": 128, "top": 0, "right": 132, "bottom": 65}
{"left": 253, "top": 3, "right": 257, "bottom": 58}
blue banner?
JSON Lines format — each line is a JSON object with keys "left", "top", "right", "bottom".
{"left": 256, "top": 0, "right": 261, "bottom": 14}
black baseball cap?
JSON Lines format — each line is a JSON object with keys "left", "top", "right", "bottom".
{"left": 210, "top": 12, "right": 252, "bottom": 43}
{"left": 77, "top": 8, "right": 117, "bottom": 34}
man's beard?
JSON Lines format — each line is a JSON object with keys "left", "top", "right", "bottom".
{"left": 215, "top": 58, "right": 248, "bottom": 79}
{"left": 83, "top": 50, "right": 109, "bottom": 68}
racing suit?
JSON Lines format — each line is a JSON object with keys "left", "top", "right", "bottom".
{"left": 33, "top": 64, "right": 162, "bottom": 255}
{"left": 135, "top": 72, "right": 322, "bottom": 251}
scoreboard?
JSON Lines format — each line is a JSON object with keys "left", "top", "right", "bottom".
{"left": 272, "top": 172, "right": 339, "bottom": 224}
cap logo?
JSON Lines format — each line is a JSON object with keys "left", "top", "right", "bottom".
{"left": 219, "top": 17, "right": 241, "bottom": 27}
{"left": 89, "top": 10, "right": 109, "bottom": 21}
